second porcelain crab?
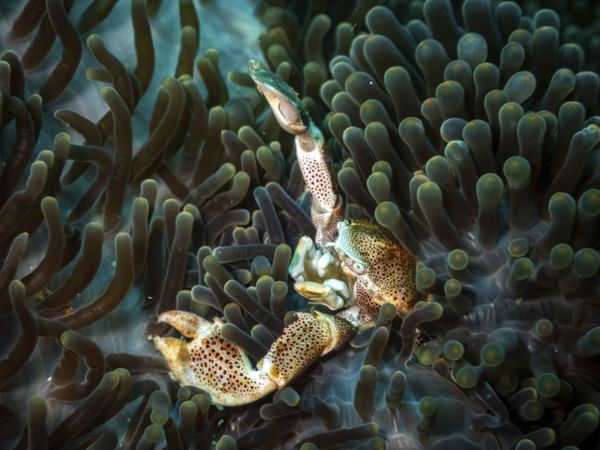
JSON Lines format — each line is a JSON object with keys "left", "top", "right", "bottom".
{"left": 152, "top": 60, "right": 420, "bottom": 406}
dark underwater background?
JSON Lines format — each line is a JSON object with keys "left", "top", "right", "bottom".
{"left": 0, "top": 0, "right": 599, "bottom": 449}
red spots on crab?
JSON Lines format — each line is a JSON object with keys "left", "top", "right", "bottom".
{"left": 337, "top": 220, "right": 421, "bottom": 318}
{"left": 259, "top": 312, "right": 353, "bottom": 388}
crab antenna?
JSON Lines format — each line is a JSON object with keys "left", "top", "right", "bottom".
{"left": 249, "top": 60, "right": 343, "bottom": 245}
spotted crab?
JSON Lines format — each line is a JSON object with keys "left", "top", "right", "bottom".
{"left": 152, "top": 61, "right": 420, "bottom": 406}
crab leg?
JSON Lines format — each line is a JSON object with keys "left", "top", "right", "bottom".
{"left": 153, "top": 310, "right": 353, "bottom": 406}
{"left": 249, "top": 60, "right": 343, "bottom": 246}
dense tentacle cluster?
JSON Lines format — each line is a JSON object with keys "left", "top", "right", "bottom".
{"left": 0, "top": 0, "right": 599, "bottom": 449}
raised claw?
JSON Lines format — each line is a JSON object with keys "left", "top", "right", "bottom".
{"left": 154, "top": 310, "right": 354, "bottom": 406}
{"left": 153, "top": 312, "right": 276, "bottom": 406}
{"left": 248, "top": 59, "right": 307, "bottom": 135}
{"left": 157, "top": 310, "right": 210, "bottom": 338}
{"left": 250, "top": 60, "right": 343, "bottom": 247}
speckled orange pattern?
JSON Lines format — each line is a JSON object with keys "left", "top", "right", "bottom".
{"left": 296, "top": 130, "right": 339, "bottom": 214}
{"left": 311, "top": 200, "right": 344, "bottom": 247}
{"left": 189, "top": 331, "right": 275, "bottom": 404}
{"left": 336, "top": 220, "right": 419, "bottom": 318}
{"left": 154, "top": 317, "right": 276, "bottom": 406}
{"left": 258, "top": 312, "right": 354, "bottom": 387}
{"left": 153, "top": 62, "right": 421, "bottom": 408}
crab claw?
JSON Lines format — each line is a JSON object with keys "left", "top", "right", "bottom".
{"left": 288, "top": 236, "right": 318, "bottom": 281}
{"left": 258, "top": 311, "right": 354, "bottom": 388}
{"left": 294, "top": 280, "right": 347, "bottom": 310}
{"left": 153, "top": 310, "right": 355, "bottom": 406}
{"left": 248, "top": 59, "right": 307, "bottom": 135}
{"left": 153, "top": 311, "right": 276, "bottom": 406}
{"left": 157, "top": 310, "right": 207, "bottom": 338}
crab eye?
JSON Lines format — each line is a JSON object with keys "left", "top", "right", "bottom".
{"left": 336, "top": 220, "right": 350, "bottom": 231}
{"left": 353, "top": 262, "right": 365, "bottom": 273}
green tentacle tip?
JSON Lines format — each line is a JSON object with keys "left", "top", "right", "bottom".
{"left": 548, "top": 192, "right": 576, "bottom": 217}
{"left": 399, "top": 117, "right": 425, "bottom": 139}
{"left": 495, "top": 371, "right": 519, "bottom": 396}
{"left": 365, "top": 437, "right": 386, "bottom": 450}
{"left": 425, "top": 155, "right": 451, "bottom": 180}
{"left": 583, "top": 123, "right": 600, "bottom": 142}
{"left": 447, "top": 249, "right": 469, "bottom": 271}
{"left": 515, "top": 439, "right": 536, "bottom": 450}
{"left": 578, "top": 189, "right": 600, "bottom": 217}
{"left": 511, "top": 257, "right": 534, "bottom": 280}
{"left": 386, "top": 370, "right": 407, "bottom": 404}
{"left": 444, "top": 279, "right": 462, "bottom": 299}
{"left": 416, "top": 181, "right": 443, "bottom": 208}
{"left": 375, "top": 201, "right": 401, "bottom": 228}
{"left": 457, "top": 32, "right": 487, "bottom": 67}
{"left": 59, "top": 330, "right": 76, "bottom": 347}
{"left": 527, "top": 427, "right": 556, "bottom": 447}
{"left": 415, "top": 342, "right": 440, "bottom": 366}
{"left": 415, "top": 267, "right": 436, "bottom": 291}
{"left": 572, "top": 248, "right": 600, "bottom": 278}
{"left": 378, "top": 303, "right": 397, "bottom": 322}
{"left": 456, "top": 365, "right": 479, "bottom": 389}
{"left": 29, "top": 396, "right": 46, "bottom": 409}
{"left": 503, "top": 156, "right": 531, "bottom": 189}
{"left": 503, "top": 71, "right": 536, "bottom": 104}
{"left": 277, "top": 387, "right": 300, "bottom": 407}
{"left": 533, "top": 319, "right": 554, "bottom": 338}
{"left": 536, "top": 373, "right": 561, "bottom": 398}
{"left": 498, "top": 101, "right": 524, "bottom": 125}
{"left": 550, "top": 243, "right": 574, "bottom": 270}
{"left": 550, "top": 69, "right": 574, "bottom": 94}
{"left": 144, "top": 424, "right": 164, "bottom": 443}
{"left": 86, "top": 33, "right": 102, "bottom": 47}
{"left": 520, "top": 399, "right": 544, "bottom": 421}
{"left": 435, "top": 81, "right": 464, "bottom": 104}
{"left": 480, "top": 343, "right": 505, "bottom": 367}
{"left": 215, "top": 435, "right": 238, "bottom": 450}
{"left": 509, "top": 239, "right": 530, "bottom": 258}
{"left": 367, "top": 172, "right": 391, "bottom": 200}
{"left": 425, "top": 302, "right": 443, "bottom": 320}
{"left": 575, "top": 327, "right": 600, "bottom": 358}
{"left": 299, "top": 444, "right": 318, "bottom": 450}
{"left": 565, "top": 408, "right": 600, "bottom": 445}
{"left": 372, "top": 160, "right": 392, "bottom": 178}
{"left": 418, "top": 396, "right": 438, "bottom": 417}
{"left": 518, "top": 113, "right": 547, "bottom": 141}
{"left": 476, "top": 173, "right": 504, "bottom": 207}
{"left": 391, "top": 370, "right": 406, "bottom": 385}
{"left": 443, "top": 340, "right": 464, "bottom": 361}
{"left": 444, "top": 140, "right": 469, "bottom": 163}
{"left": 360, "top": 99, "right": 386, "bottom": 123}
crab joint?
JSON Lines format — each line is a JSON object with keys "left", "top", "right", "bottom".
{"left": 257, "top": 311, "right": 354, "bottom": 388}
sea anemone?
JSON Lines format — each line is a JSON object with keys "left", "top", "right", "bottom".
{"left": 0, "top": 0, "right": 599, "bottom": 449}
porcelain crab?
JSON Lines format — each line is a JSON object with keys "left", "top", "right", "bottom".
{"left": 152, "top": 61, "right": 420, "bottom": 406}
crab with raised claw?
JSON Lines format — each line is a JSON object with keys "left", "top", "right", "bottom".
{"left": 152, "top": 61, "right": 420, "bottom": 407}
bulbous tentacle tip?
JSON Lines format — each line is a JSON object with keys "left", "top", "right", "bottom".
{"left": 153, "top": 315, "right": 277, "bottom": 407}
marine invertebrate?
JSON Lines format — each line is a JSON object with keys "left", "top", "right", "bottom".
{"left": 154, "top": 63, "right": 419, "bottom": 406}
{"left": 0, "top": 0, "right": 599, "bottom": 449}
